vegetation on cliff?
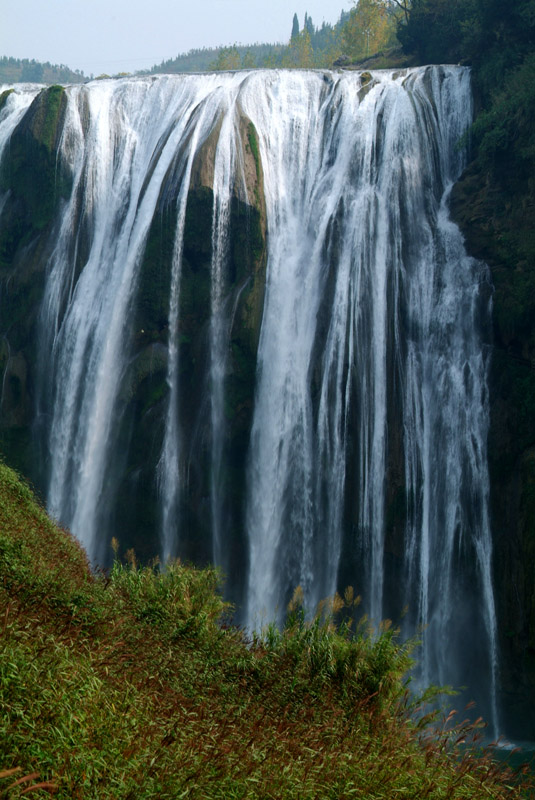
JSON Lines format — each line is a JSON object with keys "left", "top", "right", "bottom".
{"left": 0, "top": 461, "right": 533, "bottom": 798}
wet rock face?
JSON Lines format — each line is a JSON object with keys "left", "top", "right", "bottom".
{"left": 0, "top": 86, "right": 267, "bottom": 592}
{"left": 451, "top": 162, "right": 535, "bottom": 738}
{"left": 0, "top": 85, "right": 70, "bottom": 243}
{"left": 0, "top": 86, "right": 70, "bottom": 482}
{"left": 114, "top": 109, "right": 267, "bottom": 582}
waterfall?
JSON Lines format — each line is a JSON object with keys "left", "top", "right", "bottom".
{"left": 0, "top": 68, "right": 498, "bottom": 730}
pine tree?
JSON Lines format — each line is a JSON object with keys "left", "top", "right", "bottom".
{"left": 291, "top": 13, "right": 300, "bottom": 41}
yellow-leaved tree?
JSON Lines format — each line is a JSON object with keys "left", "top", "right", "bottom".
{"left": 283, "top": 29, "right": 315, "bottom": 68}
{"left": 342, "top": 0, "right": 397, "bottom": 60}
{"left": 209, "top": 46, "right": 241, "bottom": 71}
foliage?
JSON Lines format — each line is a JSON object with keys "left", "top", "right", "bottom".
{"left": 470, "top": 0, "right": 535, "bottom": 98}
{"left": 209, "top": 46, "right": 242, "bottom": 71}
{"left": 396, "top": 0, "right": 478, "bottom": 64}
{"left": 257, "top": 586, "right": 415, "bottom": 708}
{"left": 108, "top": 553, "right": 228, "bottom": 642}
{"left": 0, "top": 88, "right": 14, "bottom": 114}
{"left": 291, "top": 12, "right": 300, "bottom": 41}
{"left": 406, "top": 0, "right": 535, "bottom": 318}
{"left": 398, "top": 0, "right": 535, "bottom": 306}
{"left": 149, "top": 10, "right": 351, "bottom": 73}
{"left": 398, "top": 0, "right": 535, "bottom": 77}
{"left": 283, "top": 29, "right": 315, "bottom": 68}
{"left": 471, "top": 52, "right": 535, "bottom": 180}
{"left": 342, "top": 0, "right": 398, "bottom": 60}
{"left": 0, "top": 55, "right": 85, "bottom": 84}
{"left": 0, "top": 463, "right": 534, "bottom": 798}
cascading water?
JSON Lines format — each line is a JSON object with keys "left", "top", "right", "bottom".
{"left": 0, "top": 67, "right": 498, "bottom": 730}
{"left": 37, "top": 77, "right": 226, "bottom": 564}
{"left": 239, "top": 68, "right": 497, "bottom": 731}
{"left": 209, "top": 96, "right": 240, "bottom": 569}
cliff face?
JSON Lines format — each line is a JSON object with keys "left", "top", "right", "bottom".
{"left": 0, "top": 85, "right": 70, "bottom": 479}
{"left": 451, "top": 159, "right": 535, "bottom": 737}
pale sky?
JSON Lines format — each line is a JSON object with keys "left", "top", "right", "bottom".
{"left": 1, "top": 0, "right": 348, "bottom": 77}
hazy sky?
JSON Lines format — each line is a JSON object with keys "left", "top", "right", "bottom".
{"left": 2, "top": 0, "right": 348, "bottom": 76}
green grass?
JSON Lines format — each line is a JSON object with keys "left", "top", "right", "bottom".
{"left": 0, "top": 461, "right": 533, "bottom": 798}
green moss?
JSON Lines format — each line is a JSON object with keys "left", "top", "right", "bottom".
{"left": 35, "top": 84, "right": 65, "bottom": 153}
{"left": 0, "top": 90, "right": 64, "bottom": 491}
{"left": 228, "top": 196, "right": 266, "bottom": 364}
{"left": 246, "top": 121, "right": 261, "bottom": 183}
{"left": 0, "top": 88, "right": 14, "bottom": 114}
{"left": 245, "top": 121, "right": 265, "bottom": 213}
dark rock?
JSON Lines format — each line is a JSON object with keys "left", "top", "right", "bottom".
{"left": 451, "top": 158, "right": 535, "bottom": 738}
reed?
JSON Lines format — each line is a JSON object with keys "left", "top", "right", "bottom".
{"left": 0, "top": 462, "right": 532, "bottom": 799}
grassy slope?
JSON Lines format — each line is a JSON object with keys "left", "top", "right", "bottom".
{"left": 0, "top": 462, "right": 533, "bottom": 799}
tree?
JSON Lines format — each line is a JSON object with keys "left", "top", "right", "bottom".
{"left": 342, "top": 0, "right": 391, "bottom": 60}
{"left": 284, "top": 28, "right": 315, "bottom": 67}
{"left": 20, "top": 60, "right": 44, "bottom": 82}
{"left": 291, "top": 13, "right": 300, "bottom": 41}
{"left": 241, "top": 50, "right": 257, "bottom": 69}
{"left": 209, "top": 46, "right": 241, "bottom": 71}
{"left": 390, "top": 0, "right": 411, "bottom": 25}
{"left": 396, "top": 0, "right": 478, "bottom": 64}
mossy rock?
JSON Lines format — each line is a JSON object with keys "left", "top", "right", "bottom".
{"left": 0, "top": 88, "right": 14, "bottom": 114}
{"left": 0, "top": 85, "right": 72, "bottom": 269}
